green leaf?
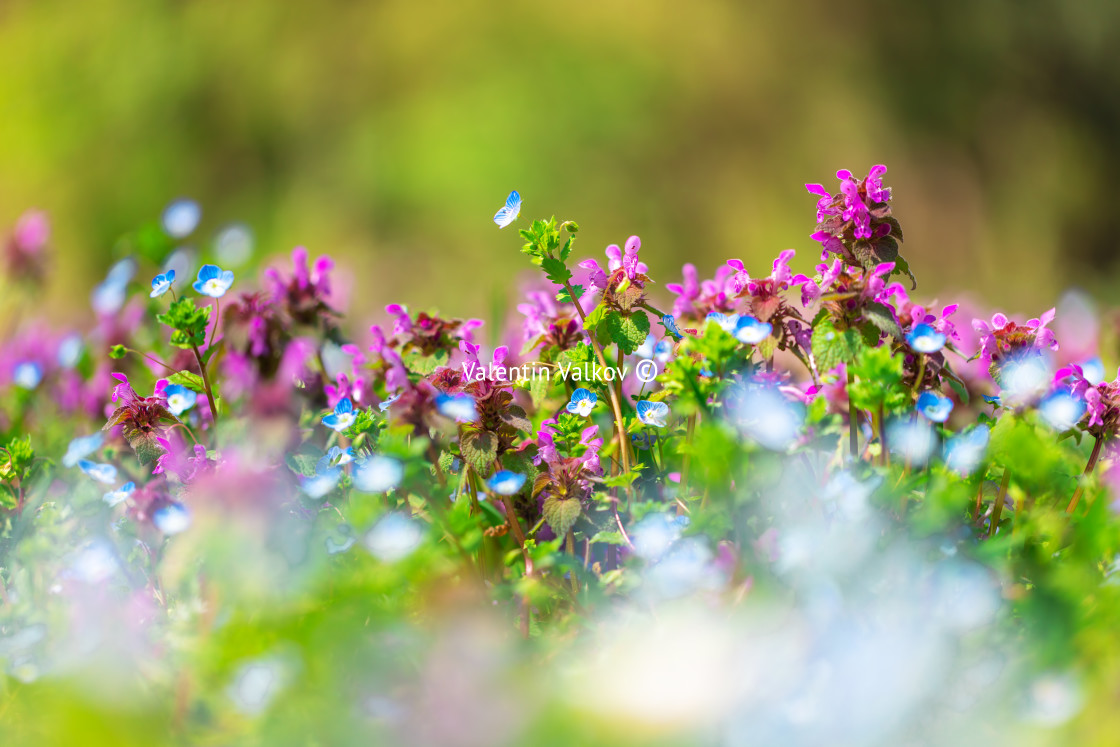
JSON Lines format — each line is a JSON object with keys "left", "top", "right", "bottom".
{"left": 156, "top": 297, "right": 211, "bottom": 349}
{"left": 589, "top": 530, "right": 626, "bottom": 546}
{"left": 168, "top": 370, "right": 206, "bottom": 393}
{"left": 543, "top": 495, "right": 581, "bottom": 537}
{"left": 541, "top": 256, "right": 572, "bottom": 286}
{"left": 128, "top": 431, "right": 166, "bottom": 466}
{"left": 460, "top": 430, "right": 498, "bottom": 475}
{"left": 811, "top": 320, "right": 864, "bottom": 373}
{"left": 604, "top": 310, "right": 650, "bottom": 355}
{"left": 556, "top": 284, "right": 584, "bottom": 304}
{"left": 500, "top": 405, "right": 532, "bottom": 433}
{"left": 863, "top": 301, "right": 903, "bottom": 339}
{"left": 584, "top": 302, "right": 608, "bottom": 331}
{"left": 402, "top": 348, "right": 449, "bottom": 376}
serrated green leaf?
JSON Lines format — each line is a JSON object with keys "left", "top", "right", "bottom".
{"left": 168, "top": 370, "right": 206, "bottom": 393}
{"left": 556, "top": 284, "right": 584, "bottom": 304}
{"left": 863, "top": 301, "right": 903, "bottom": 339}
{"left": 811, "top": 320, "right": 864, "bottom": 373}
{"left": 543, "top": 495, "right": 581, "bottom": 537}
{"left": 541, "top": 256, "right": 572, "bottom": 285}
{"left": 460, "top": 429, "right": 498, "bottom": 475}
{"left": 604, "top": 310, "right": 650, "bottom": 355}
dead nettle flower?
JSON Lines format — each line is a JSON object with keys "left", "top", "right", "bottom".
{"left": 973, "top": 309, "right": 1058, "bottom": 366}
{"left": 3, "top": 210, "right": 50, "bottom": 282}
{"left": 665, "top": 263, "right": 739, "bottom": 322}
{"left": 433, "top": 342, "right": 531, "bottom": 449}
{"left": 517, "top": 287, "right": 584, "bottom": 354}
{"left": 579, "top": 235, "right": 651, "bottom": 313}
{"left": 263, "top": 246, "right": 341, "bottom": 328}
{"left": 104, "top": 373, "right": 177, "bottom": 465}
{"left": 1055, "top": 363, "right": 1120, "bottom": 441}
{"left": 223, "top": 291, "right": 288, "bottom": 376}
{"left": 806, "top": 165, "right": 913, "bottom": 286}
{"left": 532, "top": 419, "right": 603, "bottom": 534}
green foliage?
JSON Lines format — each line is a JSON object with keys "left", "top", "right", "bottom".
{"left": 848, "top": 345, "right": 910, "bottom": 413}
{"left": 811, "top": 318, "right": 864, "bottom": 373}
{"left": 168, "top": 370, "right": 206, "bottom": 393}
{"left": 109, "top": 344, "right": 127, "bottom": 359}
{"left": 542, "top": 495, "right": 581, "bottom": 537}
{"left": 156, "top": 297, "right": 211, "bottom": 349}
{"left": 602, "top": 309, "right": 649, "bottom": 354}
{"left": 460, "top": 429, "right": 498, "bottom": 475}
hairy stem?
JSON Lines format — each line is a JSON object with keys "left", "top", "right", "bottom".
{"left": 990, "top": 468, "right": 1011, "bottom": 538}
{"left": 190, "top": 345, "right": 219, "bottom": 424}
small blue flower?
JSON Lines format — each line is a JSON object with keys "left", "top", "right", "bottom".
{"left": 301, "top": 468, "right": 341, "bottom": 500}
{"left": 982, "top": 395, "right": 1001, "bottom": 407}
{"left": 916, "top": 391, "right": 954, "bottom": 423}
{"left": 1080, "top": 356, "right": 1106, "bottom": 386}
{"left": 149, "top": 269, "right": 176, "bottom": 298}
{"left": 378, "top": 393, "right": 401, "bottom": 412}
{"left": 153, "top": 502, "right": 191, "bottom": 535}
{"left": 436, "top": 393, "right": 477, "bottom": 423}
{"left": 57, "top": 334, "right": 84, "bottom": 368}
{"left": 193, "top": 264, "right": 235, "bottom": 298}
{"left": 162, "top": 198, "right": 201, "bottom": 239}
{"left": 63, "top": 433, "right": 104, "bottom": 467}
{"left": 103, "top": 481, "right": 135, "bottom": 507}
{"left": 566, "top": 387, "right": 597, "bottom": 417}
{"left": 13, "top": 362, "right": 42, "bottom": 390}
{"left": 906, "top": 323, "right": 947, "bottom": 354}
{"left": 734, "top": 316, "right": 773, "bottom": 345}
{"left": 944, "top": 425, "right": 990, "bottom": 476}
{"left": 493, "top": 190, "right": 521, "bottom": 229}
{"left": 487, "top": 470, "right": 526, "bottom": 496}
{"left": 636, "top": 400, "right": 670, "bottom": 428}
{"left": 322, "top": 397, "right": 357, "bottom": 432}
{"left": 662, "top": 314, "right": 682, "bottom": 340}
{"left": 164, "top": 384, "right": 198, "bottom": 416}
{"left": 317, "top": 446, "right": 355, "bottom": 472}
{"left": 353, "top": 455, "right": 404, "bottom": 493}
{"left": 705, "top": 312, "right": 740, "bottom": 334}
{"left": 1038, "top": 391, "right": 1086, "bottom": 431}
{"left": 636, "top": 334, "right": 657, "bottom": 359}
{"left": 78, "top": 459, "right": 118, "bottom": 485}
{"left": 654, "top": 339, "right": 673, "bottom": 363}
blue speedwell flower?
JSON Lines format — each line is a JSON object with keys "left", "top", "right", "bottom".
{"left": 916, "top": 391, "right": 954, "bottom": 423}
{"left": 944, "top": 425, "right": 990, "bottom": 476}
{"left": 705, "top": 312, "right": 739, "bottom": 335}
{"left": 78, "top": 459, "right": 118, "bottom": 485}
{"left": 301, "top": 466, "right": 341, "bottom": 500}
{"left": 322, "top": 397, "right": 357, "bottom": 432}
{"left": 436, "top": 393, "right": 477, "bottom": 423}
{"left": 906, "top": 323, "right": 947, "bottom": 354}
{"left": 982, "top": 395, "right": 1001, "bottom": 407}
{"left": 153, "top": 502, "right": 191, "bottom": 534}
{"left": 63, "top": 433, "right": 104, "bottom": 467}
{"left": 193, "top": 264, "right": 235, "bottom": 298}
{"left": 635, "top": 334, "right": 657, "bottom": 359}
{"left": 487, "top": 470, "right": 526, "bottom": 496}
{"left": 566, "top": 387, "right": 597, "bottom": 417}
{"left": 150, "top": 270, "right": 176, "bottom": 298}
{"left": 162, "top": 198, "right": 201, "bottom": 239}
{"left": 13, "top": 362, "right": 42, "bottom": 390}
{"left": 353, "top": 455, "right": 404, "bottom": 493}
{"left": 492, "top": 190, "right": 521, "bottom": 228}
{"left": 318, "top": 446, "right": 355, "bottom": 470}
{"left": 636, "top": 400, "right": 670, "bottom": 428}
{"left": 164, "top": 384, "right": 197, "bottom": 417}
{"left": 103, "top": 481, "right": 135, "bottom": 507}
{"left": 734, "top": 316, "right": 773, "bottom": 345}
{"left": 1038, "top": 391, "right": 1087, "bottom": 431}
{"left": 378, "top": 393, "right": 401, "bottom": 412}
{"left": 662, "top": 314, "right": 682, "bottom": 341}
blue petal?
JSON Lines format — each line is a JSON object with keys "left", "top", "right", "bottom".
{"left": 197, "top": 264, "right": 220, "bottom": 282}
{"left": 487, "top": 470, "right": 526, "bottom": 496}
{"left": 506, "top": 190, "right": 521, "bottom": 210}
{"left": 570, "top": 387, "right": 593, "bottom": 403}
{"left": 335, "top": 397, "right": 354, "bottom": 415}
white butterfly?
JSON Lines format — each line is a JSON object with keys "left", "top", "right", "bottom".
{"left": 493, "top": 190, "right": 521, "bottom": 228}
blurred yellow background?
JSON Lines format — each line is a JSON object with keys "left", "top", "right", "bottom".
{"left": 2, "top": 0, "right": 1118, "bottom": 332}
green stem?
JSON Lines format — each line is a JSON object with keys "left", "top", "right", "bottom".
{"left": 1066, "top": 435, "right": 1104, "bottom": 515}
{"left": 190, "top": 345, "right": 219, "bottom": 424}
{"left": 990, "top": 468, "right": 1011, "bottom": 538}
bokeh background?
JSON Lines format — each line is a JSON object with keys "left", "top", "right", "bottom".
{"left": 2, "top": 0, "right": 1119, "bottom": 330}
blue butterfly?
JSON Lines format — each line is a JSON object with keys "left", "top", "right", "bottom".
{"left": 493, "top": 190, "right": 521, "bottom": 228}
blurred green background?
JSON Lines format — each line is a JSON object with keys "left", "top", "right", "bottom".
{"left": 2, "top": 0, "right": 1119, "bottom": 330}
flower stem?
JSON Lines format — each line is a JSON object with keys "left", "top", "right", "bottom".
{"left": 990, "top": 468, "right": 1011, "bottom": 538}
{"left": 847, "top": 368, "right": 859, "bottom": 459}
{"left": 206, "top": 297, "right": 221, "bottom": 350}
{"left": 190, "top": 344, "right": 219, "bottom": 424}
{"left": 1066, "top": 435, "right": 1103, "bottom": 515}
